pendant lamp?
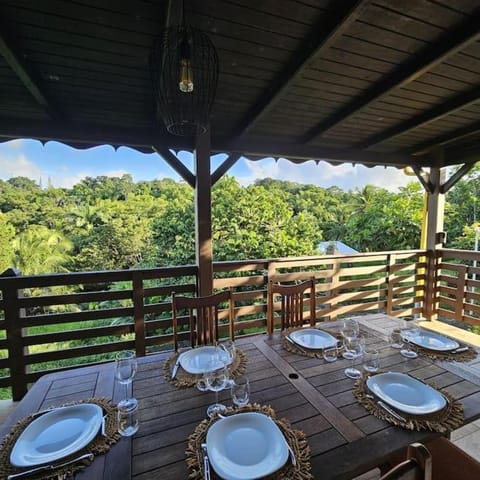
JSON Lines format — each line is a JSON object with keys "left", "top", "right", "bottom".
{"left": 150, "top": 6, "right": 219, "bottom": 136}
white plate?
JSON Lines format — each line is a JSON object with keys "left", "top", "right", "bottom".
{"left": 178, "top": 346, "right": 232, "bottom": 374}
{"left": 402, "top": 330, "right": 459, "bottom": 351}
{"left": 10, "top": 403, "right": 103, "bottom": 467}
{"left": 206, "top": 412, "right": 288, "bottom": 480}
{"left": 366, "top": 372, "right": 446, "bottom": 415}
{"left": 289, "top": 329, "right": 337, "bottom": 350}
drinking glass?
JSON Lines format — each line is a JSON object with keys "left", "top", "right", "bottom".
{"left": 389, "top": 328, "right": 404, "bottom": 349}
{"left": 344, "top": 337, "right": 364, "bottom": 379}
{"left": 400, "top": 321, "right": 419, "bottom": 359}
{"left": 363, "top": 349, "right": 379, "bottom": 373}
{"left": 231, "top": 376, "right": 250, "bottom": 407}
{"left": 323, "top": 346, "right": 338, "bottom": 363}
{"left": 205, "top": 360, "right": 228, "bottom": 418}
{"left": 115, "top": 350, "right": 138, "bottom": 409}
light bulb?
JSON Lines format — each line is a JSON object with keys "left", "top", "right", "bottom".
{"left": 179, "top": 58, "right": 193, "bottom": 93}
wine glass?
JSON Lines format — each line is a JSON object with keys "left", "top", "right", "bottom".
{"left": 231, "top": 376, "right": 250, "bottom": 407}
{"left": 341, "top": 326, "right": 358, "bottom": 360}
{"left": 115, "top": 350, "right": 138, "bottom": 409}
{"left": 344, "top": 337, "right": 364, "bottom": 379}
{"left": 400, "top": 320, "right": 420, "bottom": 359}
{"left": 205, "top": 360, "right": 228, "bottom": 418}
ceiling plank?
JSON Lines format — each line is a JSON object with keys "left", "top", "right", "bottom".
{"left": 301, "top": 8, "right": 480, "bottom": 144}
{"left": 230, "top": 0, "right": 368, "bottom": 137}
{"left": 356, "top": 86, "right": 480, "bottom": 149}
{"left": 0, "top": 20, "right": 63, "bottom": 120}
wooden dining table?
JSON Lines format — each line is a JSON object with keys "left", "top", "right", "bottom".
{"left": 2, "top": 315, "right": 480, "bottom": 480}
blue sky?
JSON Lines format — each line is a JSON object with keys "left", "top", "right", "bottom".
{"left": 0, "top": 139, "right": 413, "bottom": 191}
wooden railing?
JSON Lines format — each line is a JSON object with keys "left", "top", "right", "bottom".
{"left": 435, "top": 249, "right": 480, "bottom": 329}
{"left": 0, "top": 249, "right": 428, "bottom": 399}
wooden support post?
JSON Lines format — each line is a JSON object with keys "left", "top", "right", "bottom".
{"left": 132, "top": 272, "right": 146, "bottom": 356}
{"left": 1, "top": 269, "right": 28, "bottom": 400}
{"left": 194, "top": 130, "right": 213, "bottom": 296}
{"left": 424, "top": 161, "right": 446, "bottom": 320}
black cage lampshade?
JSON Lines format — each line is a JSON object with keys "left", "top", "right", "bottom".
{"left": 150, "top": 25, "right": 219, "bottom": 136}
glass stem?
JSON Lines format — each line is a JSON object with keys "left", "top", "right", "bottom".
{"left": 125, "top": 382, "right": 128, "bottom": 402}
{"left": 214, "top": 390, "right": 219, "bottom": 405}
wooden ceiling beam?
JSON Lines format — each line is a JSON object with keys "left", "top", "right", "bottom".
{"left": 301, "top": 10, "right": 480, "bottom": 144}
{"left": 0, "top": 118, "right": 447, "bottom": 169}
{"left": 357, "top": 87, "right": 480, "bottom": 149}
{"left": 230, "top": 0, "right": 368, "bottom": 137}
{"left": 407, "top": 120, "right": 480, "bottom": 156}
{"left": 0, "top": 20, "right": 63, "bottom": 120}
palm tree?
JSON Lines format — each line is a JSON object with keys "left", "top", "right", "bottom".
{"left": 12, "top": 225, "right": 73, "bottom": 275}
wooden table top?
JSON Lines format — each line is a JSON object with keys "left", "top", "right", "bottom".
{"left": 2, "top": 316, "right": 480, "bottom": 480}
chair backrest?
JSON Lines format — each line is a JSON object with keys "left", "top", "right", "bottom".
{"left": 380, "top": 443, "right": 432, "bottom": 480}
{"left": 171, "top": 289, "right": 234, "bottom": 351}
{"left": 267, "top": 277, "right": 316, "bottom": 333}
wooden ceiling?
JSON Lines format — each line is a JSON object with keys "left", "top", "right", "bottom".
{"left": 0, "top": 0, "right": 479, "bottom": 169}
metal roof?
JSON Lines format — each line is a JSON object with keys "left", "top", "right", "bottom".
{"left": 0, "top": 0, "right": 479, "bottom": 170}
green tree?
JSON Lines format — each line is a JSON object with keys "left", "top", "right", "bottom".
{"left": 0, "top": 213, "right": 14, "bottom": 272}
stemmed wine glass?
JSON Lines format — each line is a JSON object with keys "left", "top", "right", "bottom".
{"left": 205, "top": 359, "right": 229, "bottom": 418}
{"left": 400, "top": 320, "right": 420, "bottom": 359}
{"left": 344, "top": 337, "right": 364, "bottom": 379}
{"left": 115, "top": 350, "right": 138, "bottom": 409}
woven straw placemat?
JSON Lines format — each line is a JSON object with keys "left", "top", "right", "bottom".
{"left": 186, "top": 403, "right": 313, "bottom": 480}
{"left": 0, "top": 397, "right": 120, "bottom": 480}
{"left": 281, "top": 327, "right": 344, "bottom": 359}
{"left": 353, "top": 372, "right": 463, "bottom": 433}
{"left": 164, "top": 348, "right": 247, "bottom": 388}
{"left": 403, "top": 340, "right": 477, "bottom": 362}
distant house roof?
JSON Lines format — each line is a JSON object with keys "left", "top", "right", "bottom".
{"left": 318, "top": 241, "right": 359, "bottom": 255}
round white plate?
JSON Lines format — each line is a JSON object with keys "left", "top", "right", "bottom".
{"left": 178, "top": 346, "right": 232, "bottom": 374}
{"left": 366, "top": 372, "right": 446, "bottom": 415}
{"left": 10, "top": 403, "right": 103, "bottom": 467}
{"left": 289, "top": 329, "right": 337, "bottom": 350}
{"left": 402, "top": 330, "right": 459, "bottom": 351}
{"left": 206, "top": 412, "right": 288, "bottom": 480}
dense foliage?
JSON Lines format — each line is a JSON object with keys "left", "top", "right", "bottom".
{"left": 0, "top": 167, "right": 479, "bottom": 275}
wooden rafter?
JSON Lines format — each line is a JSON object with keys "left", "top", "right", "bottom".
{"left": 152, "top": 146, "right": 196, "bottom": 188}
{"left": 231, "top": 0, "right": 368, "bottom": 137}
{"left": 301, "top": 10, "right": 480, "bottom": 144}
{"left": 0, "top": 20, "right": 62, "bottom": 119}
{"left": 408, "top": 120, "right": 480, "bottom": 156}
{"left": 357, "top": 87, "right": 480, "bottom": 149}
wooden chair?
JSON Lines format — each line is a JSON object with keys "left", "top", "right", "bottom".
{"left": 381, "top": 436, "right": 480, "bottom": 480}
{"left": 171, "top": 289, "right": 234, "bottom": 351}
{"left": 267, "top": 277, "right": 316, "bottom": 334}
{"left": 380, "top": 443, "right": 432, "bottom": 480}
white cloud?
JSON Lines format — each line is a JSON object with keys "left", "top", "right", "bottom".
{"left": 0, "top": 152, "right": 42, "bottom": 181}
{"left": 239, "top": 157, "right": 413, "bottom": 192}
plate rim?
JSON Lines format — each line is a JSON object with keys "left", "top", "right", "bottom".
{"left": 10, "top": 403, "right": 103, "bottom": 467}
{"left": 289, "top": 328, "right": 337, "bottom": 350}
{"left": 178, "top": 346, "right": 232, "bottom": 374}
{"left": 366, "top": 372, "right": 446, "bottom": 415}
{"left": 206, "top": 412, "right": 288, "bottom": 480}
{"left": 403, "top": 330, "right": 459, "bottom": 351}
